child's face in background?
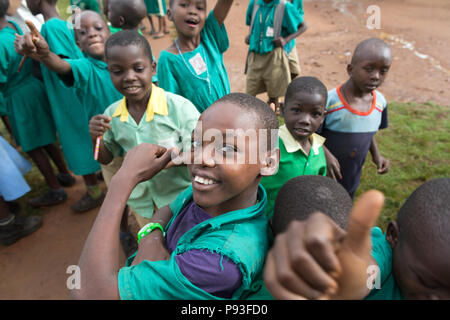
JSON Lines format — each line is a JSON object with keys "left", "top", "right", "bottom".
{"left": 348, "top": 48, "right": 392, "bottom": 93}
{"left": 187, "top": 102, "right": 277, "bottom": 216}
{"left": 75, "top": 11, "right": 110, "bottom": 60}
{"left": 387, "top": 222, "right": 450, "bottom": 299}
{"left": 282, "top": 91, "right": 325, "bottom": 143}
{"left": 107, "top": 44, "right": 155, "bottom": 101}
{"left": 168, "top": 0, "right": 207, "bottom": 38}
{"left": 107, "top": 2, "right": 122, "bottom": 29}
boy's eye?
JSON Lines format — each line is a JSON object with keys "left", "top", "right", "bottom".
{"left": 218, "top": 145, "right": 236, "bottom": 154}
{"left": 364, "top": 66, "right": 373, "bottom": 72}
{"left": 110, "top": 69, "right": 123, "bottom": 75}
{"left": 191, "top": 140, "right": 202, "bottom": 148}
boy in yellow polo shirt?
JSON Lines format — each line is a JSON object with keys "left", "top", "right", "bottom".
{"left": 89, "top": 30, "right": 199, "bottom": 226}
{"left": 261, "top": 76, "right": 327, "bottom": 217}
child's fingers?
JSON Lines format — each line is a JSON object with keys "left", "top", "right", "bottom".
{"left": 264, "top": 250, "right": 308, "bottom": 300}
{"left": 25, "top": 20, "right": 40, "bottom": 38}
{"left": 345, "top": 190, "right": 384, "bottom": 257}
{"left": 272, "top": 231, "right": 332, "bottom": 299}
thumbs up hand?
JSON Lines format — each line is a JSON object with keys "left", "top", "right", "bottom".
{"left": 264, "top": 190, "right": 384, "bottom": 300}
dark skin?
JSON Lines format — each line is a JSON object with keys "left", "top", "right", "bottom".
{"left": 107, "top": 0, "right": 147, "bottom": 31}
{"left": 73, "top": 102, "right": 279, "bottom": 299}
{"left": 281, "top": 91, "right": 325, "bottom": 156}
{"left": 165, "top": 0, "right": 233, "bottom": 54}
{"left": 264, "top": 190, "right": 384, "bottom": 299}
{"left": 89, "top": 44, "right": 157, "bottom": 165}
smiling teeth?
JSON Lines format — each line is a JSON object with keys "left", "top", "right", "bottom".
{"left": 194, "top": 175, "right": 214, "bottom": 185}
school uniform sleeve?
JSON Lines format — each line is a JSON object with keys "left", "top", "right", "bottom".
{"left": 245, "top": 0, "right": 255, "bottom": 26}
{"left": 282, "top": 2, "right": 304, "bottom": 36}
{"left": 202, "top": 11, "right": 229, "bottom": 54}
{"left": 156, "top": 52, "right": 182, "bottom": 95}
{"left": 377, "top": 92, "right": 388, "bottom": 130}
{"left": 62, "top": 57, "right": 92, "bottom": 91}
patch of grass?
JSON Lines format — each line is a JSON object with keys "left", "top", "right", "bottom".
{"left": 355, "top": 102, "right": 450, "bottom": 230}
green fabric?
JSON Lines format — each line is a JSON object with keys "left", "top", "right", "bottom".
{"left": 40, "top": 18, "right": 100, "bottom": 175}
{"left": 364, "top": 227, "right": 405, "bottom": 300}
{"left": 118, "top": 184, "right": 270, "bottom": 300}
{"left": 0, "top": 21, "right": 56, "bottom": 152}
{"left": 144, "top": 0, "right": 167, "bottom": 15}
{"left": 102, "top": 90, "right": 199, "bottom": 219}
{"left": 70, "top": 0, "right": 101, "bottom": 12}
{"left": 157, "top": 11, "right": 230, "bottom": 113}
{"left": 261, "top": 136, "right": 327, "bottom": 218}
{"left": 64, "top": 55, "right": 123, "bottom": 119}
{"left": 246, "top": 0, "right": 303, "bottom": 55}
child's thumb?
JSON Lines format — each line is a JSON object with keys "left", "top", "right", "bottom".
{"left": 345, "top": 190, "right": 384, "bottom": 257}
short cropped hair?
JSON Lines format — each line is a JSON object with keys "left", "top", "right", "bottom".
{"left": 397, "top": 178, "right": 450, "bottom": 246}
{"left": 212, "top": 93, "right": 279, "bottom": 150}
{"left": 284, "top": 76, "right": 328, "bottom": 109}
{"left": 351, "top": 38, "right": 391, "bottom": 65}
{"left": 109, "top": 0, "right": 147, "bottom": 29}
{"left": 273, "top": 175, "right": 353, "bottom": 235}
{"left": 105, "top": 30, "right": 153, "bottom": 62}
{"left": 0, "top": 0, "right": 9, "bottom": 18}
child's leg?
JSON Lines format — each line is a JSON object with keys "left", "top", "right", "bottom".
{"left": 26, "top": 147, "right": 67, "bottom": 207}
{"left": 162, "top": 15, "right": 169, "bottom": 34}
{"left": 1, "top": 116, "right": 14, "bottom": 143}
{"left": 153, "top": 16, "right": 165, "bottom": 38}
{"left": 70, "top": 173, "right": 104, "bottom": 213}
{"left": 147, "top": 15, "right": 156, "bottom": 34}
{"left": 43, "top": 143, "right": 70, "bottom": 174}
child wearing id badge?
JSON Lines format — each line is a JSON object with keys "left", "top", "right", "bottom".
{"left": 245, "top": 0, "right": 305, "bottom": 112}
{"left": 156, "top": 0, "right": 234, "bottom": 113}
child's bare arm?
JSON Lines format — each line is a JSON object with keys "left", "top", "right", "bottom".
{"left": 264, "top": 190, "right": 384, "bottom": 300}
{"left": 369, "top": 136, "right": 389, "bottom": 174}
{"left": 14, "top": 20, "right": 73, "bottom": 76}
{"left": 131, "top": 205, "right": 174, "bottom": 266}
{"left": 323, "top": 145, "right": 342, "bottom": 181}
{"left": 273, "top": 21, "right": 308, "bottom": 48}
{"left": 213, "top": 0, "right": 234, "bottom": 26}
{"left": 73, "top": 143, "right": 173, "bottom": 300}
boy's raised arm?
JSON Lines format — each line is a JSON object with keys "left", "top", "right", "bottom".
{"left": 14, "top": 20, "right": 72, "bottom": 76}
{"left": 213, "top": 0, "right": 234, "bottom": 26}
{"left": 73, "top": 143, "right": 173, "bottom": 300}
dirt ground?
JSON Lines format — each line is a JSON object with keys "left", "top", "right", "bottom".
{"left": 1, "top": 0, "right": 449, "bottom": 300}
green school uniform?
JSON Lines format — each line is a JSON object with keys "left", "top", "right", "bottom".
{"left": 70, "top": 0, "right": 101, "bottom": 13}
{"left": 144, "top": 0, "right": 167, "bottom": 16}
{"left": 118, "top": 184, "right": 270, "bottom": 300}
{"left": 0, "top": 21, "right": 56, "bottom": 152}
{"left": 365, "top": 227, "right": 405, "bottom": 300}
{"left": 246, "top": 0, "right": 303, "bottom": 55}
{"left": 102, "top": 85, "right": 199, "bottom": 219}
{"left": 64, "top": 55, "right": 123, "bottom": 119}
{"left": 40, "top": 18, "right": 101, "bottom": 175}
{"left": 261, "top": 125, "right": 327, "bottom": 218}
{"left": 157, "top": 11, "right": 230, "bottom": 113}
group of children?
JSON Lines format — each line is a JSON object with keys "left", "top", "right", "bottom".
{"left": 0, "top": 0, "right": 448, "bottom": 300}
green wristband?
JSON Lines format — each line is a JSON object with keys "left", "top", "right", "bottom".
{"left": 137, "top": 222, "right": 165, "bottom": 244}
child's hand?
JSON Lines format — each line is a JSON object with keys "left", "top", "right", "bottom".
{"left": 89, "top": 115, "right": 112, "bottom": 139}
{"left": 324, "top": 147, "right": 342, "bottom": 181}
{"left": 264, "top": 190, "right": 384, "bottom": 300}
{"left": 119, "top": 143, "right": 174, "bottom": 185}
{"left": 14, "top": 20, "right": 50, "bottom": 60}
{"left": 273, "top": 37, "right": 287, "bottom": 48}
{"left": 372, "top": 155, "right": 389, "bottom": 174}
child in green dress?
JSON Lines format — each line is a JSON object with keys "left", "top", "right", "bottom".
{"left": 156, "top": 0, "right": 234, "bottom": 113}
{"left": 24, "top": 0, "right": 104, "bottom": 212}
{"left": 0, "top": 0, "right": 73, "bottom": 207}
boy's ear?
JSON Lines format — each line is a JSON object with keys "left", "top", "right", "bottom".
{"left": 385, "top": 221, "right": 400, "bottom": 249}
{"left": 260, "top": 148, "right": 280, "bottom": 177}
{"left": 152, "top": 60, "right": 157, "bottom": 76}
{"left": 346, "top": 63, "right": 353, "bottom": 76}
{"left": 167, "top": 8, "right": 174, "bottom": 22}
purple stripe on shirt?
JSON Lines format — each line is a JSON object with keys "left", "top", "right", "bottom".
{"left": 165, "top": 201, "right": 242, "bottom": 298}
